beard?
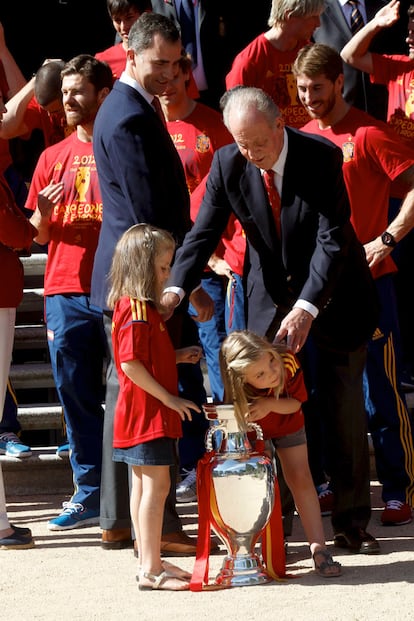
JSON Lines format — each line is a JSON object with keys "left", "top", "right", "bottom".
{"left": 304, "top": 91, "right": 337, "bottom": 121}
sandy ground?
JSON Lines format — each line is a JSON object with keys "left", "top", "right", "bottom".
{"left": 1, "top": 480, "right": 413, "bottom": 621}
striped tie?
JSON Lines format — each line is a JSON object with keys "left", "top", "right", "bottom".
{"left": 348, "top": 0, "right": 364, "bottom": 35}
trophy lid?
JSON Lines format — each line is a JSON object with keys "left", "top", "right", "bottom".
{"left": 203, "top": 403, "right": 237, "bottom": 421}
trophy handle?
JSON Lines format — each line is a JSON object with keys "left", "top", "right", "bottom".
{"left": 205, "top": 424, "right": 227, "bottom": 452}
{"left": 205, "top": 421, "right": 264, "bottom": 451}
{"left": 247, "top": 422, "right": 264, "bottom": 441}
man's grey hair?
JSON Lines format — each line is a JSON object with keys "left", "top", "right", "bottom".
{"left": 220, "top": 86, "right": 281, "bottom": 130}
{"left": 268, "top": 0, "right": 325, "bottom": 27}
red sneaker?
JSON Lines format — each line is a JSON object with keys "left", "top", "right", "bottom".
{"left": 381, "top": 501, "right": 412, "bottom": 526}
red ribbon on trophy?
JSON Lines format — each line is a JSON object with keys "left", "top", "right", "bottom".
{"left": 190, "top": 447, "right": 287, "bottom": 592}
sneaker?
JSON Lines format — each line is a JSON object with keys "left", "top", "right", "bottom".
{"left": 176, "top": 468, "right": 197, "bottom": 503}
{"left": 47, "top": 502, "right": 99, "bottom": 531}
{"left": 381, "top": 500, "right": 412, "bottom": 526}
{"left": 0, "top": 432, "right": 32, "bottom": 458}
{"left": 317, "top": 482, "right": 334, "bottom": 516}
{"left": 0, "top": 526, "right": 34, "bottom": 550}
{"left": 56, "top": 442, "right": 70, "bottom": 457}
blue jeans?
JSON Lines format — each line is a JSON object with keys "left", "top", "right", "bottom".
{"left": 189, "top": 273, "right": 246, "bottom": 402}
{"left": 46, "top": 294, "right": 106, "bottom": 511}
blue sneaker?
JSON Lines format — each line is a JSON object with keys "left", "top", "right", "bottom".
{"left": 56, "top": 442, "right": 70, "bottom": 458}
{"left": 47, "top": 502, "right": 99, "bottom": 531}
{"left": 0, "top": 432, "right": 32, "bottom": 458}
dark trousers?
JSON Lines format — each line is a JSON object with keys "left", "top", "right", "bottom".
{"left": 302, "top": 341, "right": 371, "bottom": 533}
{"left": 365, "top": 275, "right": 414, "bottom": 505}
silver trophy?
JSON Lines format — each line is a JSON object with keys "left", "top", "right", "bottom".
{"left": 203, "top": 404, "right": 276, "bottom": 587}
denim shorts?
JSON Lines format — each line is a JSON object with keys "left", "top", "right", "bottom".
{"left": 113, "top": 437, "right": 176, "bottom": 466}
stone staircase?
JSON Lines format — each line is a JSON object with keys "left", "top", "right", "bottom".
{"left": 2, "top": 251, "right": 413, "bottom": 496}
{"left": 1, "top": 249, "right": 73, "bottom": 495}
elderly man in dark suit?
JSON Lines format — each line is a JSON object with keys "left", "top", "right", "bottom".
{"left": 162, "top": 85, "right": 381, "bottom": 553}
{"left": 92, "top": 12, "right": 212, "bottom": 555}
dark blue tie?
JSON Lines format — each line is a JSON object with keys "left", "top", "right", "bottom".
{"left": 348, "top": 0, "right": 364, "bottom": 35}
{"left": 179, "top": 0, "right": 197, "bottom": 66}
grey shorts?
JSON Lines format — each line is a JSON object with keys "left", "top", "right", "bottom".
{"left": 269, "top": 426, "right": 307, "bottom": 450}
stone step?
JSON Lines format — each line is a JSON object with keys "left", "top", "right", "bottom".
{"left": 17, "top": 403, "right": 63, "bottom": 430}
{"left": 1, "top": 440, "right": 379, "bottom": 497}
{"left": 20, "top": 253, "right": 47, "bottom": 276}
{"left": 10, "top": 362, "right": 55, "bottom": 390}
{"left": 1, "top": 447, "right": 72, "bottom": 496}
{"left": 16, "top": 288, "right": 44, "bottom": 314}
{"left": 13, "top": 324, "right": 47, "bottom": 350}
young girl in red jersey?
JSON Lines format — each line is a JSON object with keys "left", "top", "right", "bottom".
{"left": 219, "top": 330, "right": 342, "bottom": 578}
{"left": 107, "top": 223, "right": 202, "bottom": 591}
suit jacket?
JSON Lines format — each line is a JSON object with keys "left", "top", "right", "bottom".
{"left": 313, "top": 0, "right": 408, "bottom": 120}
{"left": 170, "top": 127, "right": 379, "bottom": 352}
{"left": 91, "top": 79, "right": 191, "bottom": 312}
{"left": 150, "top": 0, "right": 271, "bottom": 108}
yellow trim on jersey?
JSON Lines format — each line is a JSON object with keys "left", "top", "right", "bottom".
{"left": 280, "top": 351, "right": 300, "bottom": 377}
{"left": 130, "top": 298, "right": 148, "bottom": 323}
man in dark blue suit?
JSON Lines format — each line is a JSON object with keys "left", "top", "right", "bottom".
{"left": 92, "top": 12, "right": 213, "bottom": 554}
{"left": 312, "top": 0, "right": 409, "bottom": 119}
{"left": 150, "top": 0, "right": 271, "bottom": 109}
{"left": 163, "top": 86, "right": 381, "bottom": 553}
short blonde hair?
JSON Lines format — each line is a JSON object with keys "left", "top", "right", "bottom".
{"left": 268, "top": 0, "right": 325, "bottom": 27}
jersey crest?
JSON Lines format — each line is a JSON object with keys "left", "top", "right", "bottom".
{"left": 196, "top": 134, "right": 211, "bottom": 153}
{"left": 342, "top": 139, "right": 355, "bottom": 162}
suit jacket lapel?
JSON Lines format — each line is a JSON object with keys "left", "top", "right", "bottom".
{"left": 324, "top": 0, "right": 351, "bottom": 34}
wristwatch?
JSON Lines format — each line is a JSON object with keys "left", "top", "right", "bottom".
{"left": 381, "top": 231, "right": 397, "bottom": 248}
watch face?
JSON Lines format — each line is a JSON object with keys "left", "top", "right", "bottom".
{"left": 382, "top": 232, "right": 396, "bottom": 247}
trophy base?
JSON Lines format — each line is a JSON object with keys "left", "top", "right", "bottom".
{"left": 215, "top": 554, "right": 273, "bottom": 587}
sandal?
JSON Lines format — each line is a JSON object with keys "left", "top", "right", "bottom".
{"left": 312, "top": 549, "right": 342, "bottom": 578}
{"left": 161, "top": 561, "right": 192, "bottom": 580}
{"left": 136, "top": 561, "right": 192, "bottom": 580}
{"left": 138, "top": 570, "right": 190, "bottom": 591}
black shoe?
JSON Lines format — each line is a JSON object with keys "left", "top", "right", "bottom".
{"left": 0, "top": 527, "right": 34, "bottom": 550}
{"left": 9, "top": 524, "right": 32, "bottom": 536}
{"left": 333, "top": 528, "right": 380, "bottom": 554}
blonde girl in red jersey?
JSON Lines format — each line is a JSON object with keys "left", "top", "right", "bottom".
{"left": 219, "top": 330, "right": 342, "bottom": 578}
{"left": 108, "top": 223, "right": 202, "bottom": 591}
